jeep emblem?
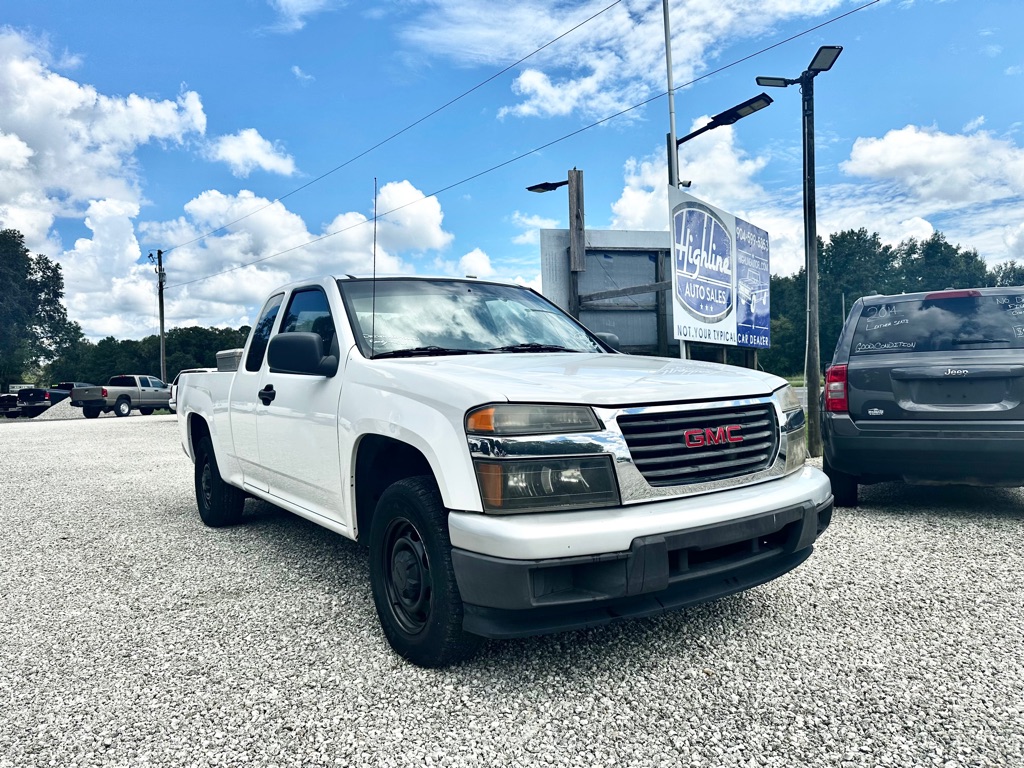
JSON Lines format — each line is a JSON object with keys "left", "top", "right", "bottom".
{"left": 944, "top": 368, "right": 969, "bottom": 376}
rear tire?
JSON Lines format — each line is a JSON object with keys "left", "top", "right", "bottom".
{"left": 114, "top": 398, "right": 131, "bottom": 417}
{"left": 824, "top": 455, "right": 858, "bottom": 507}
{"left": 369, "top": 476, "right": 482, "bottom": 668}
{"left": 194, "top": 436, "right": 245, "bottom": 527}
{"left": 139, "top": 407, "right": 154, "bottom": 415}
{"left": 83, "top": 407, "right": 100, "bottom": 419}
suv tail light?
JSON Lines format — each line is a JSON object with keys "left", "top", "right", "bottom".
{"left": 824, "top": 364, "right": 848, "bottom": 413}
{"left": 44, "top": 392, "right": 50, "bottom": 401}
{"left": 101, "top": 387, "right": 108, "bottom": 398}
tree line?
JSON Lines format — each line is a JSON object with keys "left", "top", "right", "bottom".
{"left": 3, "top": 226, "right": 1024, "bottom": 391}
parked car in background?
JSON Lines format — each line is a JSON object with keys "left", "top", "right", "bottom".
{"left": 168, "top": 368, "right": 215, "bottom": 413}
{"left": 16, "top": 387, "right": 54, "bottom": 418}
{"left": 48, "top": 381, "right": 95, "bottom": 406}
{"left": 0, "top": 393, "right": 19, "bottom": 419}
{"left": 71, "top": 375, "right": 170, "bottom": 418}
{"left": 822, "top": 286, "right": 1024, "bottom": 506}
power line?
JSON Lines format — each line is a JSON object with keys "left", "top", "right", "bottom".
{"left": 166, "top": 0, "right": 882, "bottom": 290}
{"left": 162, "top": 0, "right": 624, "bottom": 256}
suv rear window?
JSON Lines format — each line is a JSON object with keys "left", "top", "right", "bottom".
{"left": 851, "top": 293, "right": 1024, "bottom": 355}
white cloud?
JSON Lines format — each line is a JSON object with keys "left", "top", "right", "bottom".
{"left": 841, "top": 125, "right": 1024, "bottom": 205}
{"left": 268, "top": 0, "right": 343, "bottom": 32}
{"left": 511, "top": 211, "right": 559, "bottom": 245}
{"left": 291, "top": 65, "right": 314, "bottom": 83}
{"left": 963, "top": 115, "right": 985, "bottom": 132}
{"left": 459, "top": 248, "right": 495, "bottom": 277}
{"left": 206, "top": 128, "right": 297, "bottom": 177}
{"left": 0, "top": 28, "right": 206, "bottom": 248}
{"left": 402, "top": 0, "right": 844, "bottom": 121}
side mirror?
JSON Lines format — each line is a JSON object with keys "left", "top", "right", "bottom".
{"left": 268, "top": 332, "right": 339, "bottom": 377}
{"left": 594, "top": 332, "right": 620, "bottom": 352}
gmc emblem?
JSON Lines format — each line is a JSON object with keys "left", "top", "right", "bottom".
{"left": 683, "top": 425, "right": 743, "bottom": 448}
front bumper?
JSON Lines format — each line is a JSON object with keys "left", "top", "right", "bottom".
{"left": 448, "top": 468, "right": 833, "bottom": 639}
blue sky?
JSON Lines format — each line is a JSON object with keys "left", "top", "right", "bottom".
{"left": 1, "top": 0, "right": 1022, "bottom": 340}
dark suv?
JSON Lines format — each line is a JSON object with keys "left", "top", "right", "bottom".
{"left": 821, "top": 286, "right": 1024, "bottom": 506}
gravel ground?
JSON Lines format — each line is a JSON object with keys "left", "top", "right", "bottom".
{"left": 1, "top": 416, "right": 1022, "bottom": 767}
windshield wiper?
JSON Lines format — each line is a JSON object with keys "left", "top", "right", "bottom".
{"left": 951, "top": 337, "right": 1011, "bottom": 346}
{"left": 372, "top": 346, "right": 492, "bottom": 359}
{"left": 489, "top": 343, "right": 576, "bottom": 353}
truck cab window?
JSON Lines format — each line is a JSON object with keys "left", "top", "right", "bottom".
{"left": 246, "top": 293, "right": 284, "bottom": 372}
{"left": 281, "top": 288, "right": 336, "bottom": 353}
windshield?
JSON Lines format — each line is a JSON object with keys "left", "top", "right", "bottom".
{"left": 337, "top": 278, "right": 605, "bottom": 358}
{"left": 851, "top": 293, "right": 1024, "bottom": 355}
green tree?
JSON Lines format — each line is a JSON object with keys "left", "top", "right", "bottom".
{"left": 817, "top": 229, "right": 898, "bottom": 365}
{"left": 0, "top": 229, "right": 81, "bottom": 390}
{"left": 894, "top": 232, "right": 988, "bottom": 292}
{"left": 988, "top": 260, "right": 1024, "bottom": 287}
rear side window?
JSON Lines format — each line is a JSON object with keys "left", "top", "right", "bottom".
{"left": 109, "top": 376, "right": 135, "bottom": 387}
{"left": 851, "top": 294, "right": 1024, "bottom": 355}
{"left": 280, "top": 287, "right": 336, "bottom": 353}
{"left": 246, "top": 293, "right": 285, "bottom": 372}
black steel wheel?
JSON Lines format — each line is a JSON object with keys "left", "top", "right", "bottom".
{"left": 824, "top": 455, "right": 858, "bottom": 507}
{"left": 115, "top": 398, "right": 131, "bottom": 417}
{"left": 194, "top": 436, "right": 245, "bottom": 527}
{"left": 369, "top": 476, "right": 481, "bottom": 668}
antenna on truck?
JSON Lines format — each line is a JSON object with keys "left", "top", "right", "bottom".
{"left": 371, "top": 177, "right": 378, "bottom": 358}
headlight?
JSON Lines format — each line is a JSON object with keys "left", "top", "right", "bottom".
{"left": 774, "top": 384, "right": 807, "bottom": 472}
{"left": 466, "top": 404, "right": 600, "bottom": 436}
{"left": 774, "top": 384, "right": 801, "bottom": 413}
{"left": 474, "top": 456, "right": 620, "bottom": 513}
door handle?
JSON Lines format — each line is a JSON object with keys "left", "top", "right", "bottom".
{"left": 258, "top": 384, "right": 276, "bottom": 405}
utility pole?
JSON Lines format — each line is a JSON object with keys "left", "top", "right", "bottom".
{"left": 567, "top": 168, "right": 585, "bottom": 319}
{"left": 527, "top": 170, "right": 586, "bottom": 319}
{"left": 150, "top": 249, "right": 167, "bottom": 383}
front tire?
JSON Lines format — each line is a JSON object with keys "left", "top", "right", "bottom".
{"left": 824, "top": 454, "right": 858, "bottom": 507}
{"left": 114, "top": 398, "right": 131, "bottom": 417}
{"left": 83, "top": 407, "right": 100, "bottom": 419}
{"left": 369, "top": 476, "right": 482, "bottom": 668}
{"left": 194, "top": 436, "right": 245, "bottom": 527}
{"left": 140, "top": 407, "right": 154, "bottom": 415}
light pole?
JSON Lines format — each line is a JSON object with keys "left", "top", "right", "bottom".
{"left": 527, "top": 169, "right": 585, "bottom": 318}
{"left": 757, "top": 45, "right": 842, "bottom": 458}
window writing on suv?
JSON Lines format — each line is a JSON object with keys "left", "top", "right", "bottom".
{"left": 851, "top": 293, "right": 1024, "bottom": 355}
{"left": 245, "top": 293, "right": 285, "bottom": 372}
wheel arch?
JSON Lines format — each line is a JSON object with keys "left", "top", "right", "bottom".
{"left": 354, "top": 434, "right": 434, "bottom": 544}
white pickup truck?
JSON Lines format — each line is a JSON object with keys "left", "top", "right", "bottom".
{"left": 177, "top": 275, "right": 832, "bottom": 667}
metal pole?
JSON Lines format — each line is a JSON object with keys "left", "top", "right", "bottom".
{"left": 662, "top": 0, "right": 679, "bottom": 187}
{"left": 567, "top": 169, "right": 585, "bottom": 319}
{"left": 801, "top": 73, "right": 822, "bottom": 457}
{"left": 157, "top": 249, "right": 166, "bottom": 383}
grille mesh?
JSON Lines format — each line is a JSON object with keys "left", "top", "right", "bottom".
{"left": 617, "top": 403, "right": 778, "bottom": 487}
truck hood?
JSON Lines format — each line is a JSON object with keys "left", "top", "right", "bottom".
{"left": 362, "top": 352, "right": 785, "bottom": 409}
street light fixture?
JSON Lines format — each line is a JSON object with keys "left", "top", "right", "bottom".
{"left": 526, "top": 169, "right": 585, "bottom": 317}
{"left": 675, "top": 93, "right": 774, "bottom": 147}
{"left": 756, "top": 44, "right": 843, "bottom": 458}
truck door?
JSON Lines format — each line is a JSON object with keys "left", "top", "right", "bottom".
{"left": 256, "top": 286, "right": 346, "bottom": 527}
{"left": 229, "top": 293, "right": 284, "bottom": 493}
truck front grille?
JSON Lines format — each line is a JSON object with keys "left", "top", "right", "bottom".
{"left": 617, "top": 403, "right": 779, "bottom": 487}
